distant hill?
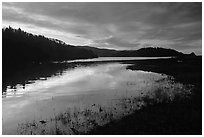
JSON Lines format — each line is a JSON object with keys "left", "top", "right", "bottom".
{"left": 77, "top": 46, "right": 118, "bottom": 57}
{"left": 78, "top": 46, "right": 186, "bottom": 57}
{"left": 114, "top": 47, "right": 185, "bottom": 57}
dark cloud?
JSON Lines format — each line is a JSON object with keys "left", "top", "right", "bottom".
{"left": 2, "top": 2, "right": 202, "bottom": 55}
{"left": 145, "top": 3, "right": 201, "bottom": 26}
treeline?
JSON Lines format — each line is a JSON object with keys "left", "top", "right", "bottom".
{"left": 114, "top": 47, "right": 185, "bottom": 57}
{"left": 3, "top": 27, "right": 97, "bottom": 65}
{"left": 78, "top": 46, "right": 187, "bottom": 57}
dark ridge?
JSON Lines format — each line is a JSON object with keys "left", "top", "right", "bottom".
{"left": 77, "top": 46, "right": 118, "bottom": 57}
{"left": 114, "top": 47, "right": 184, "bottom": 57}
{"left": 78, "top": 46, "right": 194, "bottom": 58}
{"left": 3, "top": 27, "right": 97, "bottom": 63}
{"left": 2, "top": 27, "right": 98, "bottom": 78}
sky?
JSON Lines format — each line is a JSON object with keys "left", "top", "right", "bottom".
{"left": 2, "top": 2, "right": 202, "bottom": 55}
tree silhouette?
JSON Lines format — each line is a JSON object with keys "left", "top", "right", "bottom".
{"left": 114, "top": 47, "right": 185, "bottom": 57}
{"left": 2, "top": 27, "right": 97, "bottom": 82}
{"left": 3, "top": 27, "right": 97, "bottom": 64}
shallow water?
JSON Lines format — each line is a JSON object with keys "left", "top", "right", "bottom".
{"left": 63, "top": 56, "right": 172, "bottom": 63}
{"left": 2, "top": 60, "right": 190, "bottom": 134}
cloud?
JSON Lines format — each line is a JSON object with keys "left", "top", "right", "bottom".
{"left": 2, "top": 2, "right": 202, "bottom": 55}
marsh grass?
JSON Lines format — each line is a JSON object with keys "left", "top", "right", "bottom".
{"left": 16, "top": 77, "right": 192, "bottom": 135}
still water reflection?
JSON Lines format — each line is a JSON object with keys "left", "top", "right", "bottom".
{"left": 2, "top": 61, "right": 190, "bottom": 134}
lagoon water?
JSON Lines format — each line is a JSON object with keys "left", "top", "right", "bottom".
{"left": 2, "top": 57, "right": 188, "bottom": 134}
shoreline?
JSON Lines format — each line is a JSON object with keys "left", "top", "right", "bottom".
{"left": 3, "top": 57, "right": 202, "bottom": 135}
{"left": 87, "top": 57, "right": 202, "bottom": 135}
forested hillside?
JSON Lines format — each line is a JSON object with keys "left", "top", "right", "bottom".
{"left": 3, "top": 27, "right": 97, "bottom": 65}
{"left": 78, "top": 46, "right": 186, "bottom": 57}
{"left": 114, "top": 47, "right": 185, "bottom": 57}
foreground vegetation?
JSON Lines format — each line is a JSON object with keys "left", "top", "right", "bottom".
{"left": 16, "top": 70, "right": 194, "bottom": 135}
{"left": 112, "top": 56, "right": 202, "bottom": 135}
{"left": 4, "top": 56, "right": 201, "bottom": 135}
{"left": 87, "top": 56, "right": 202, "bottom": 135}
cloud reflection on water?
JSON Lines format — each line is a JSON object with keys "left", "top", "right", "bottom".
{"left": 3, "top": 62, "right": 191, "bottom": 134}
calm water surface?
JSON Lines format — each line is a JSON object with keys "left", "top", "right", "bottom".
{"left": 2, "top": 57, "right": 188, "bottom": 134}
